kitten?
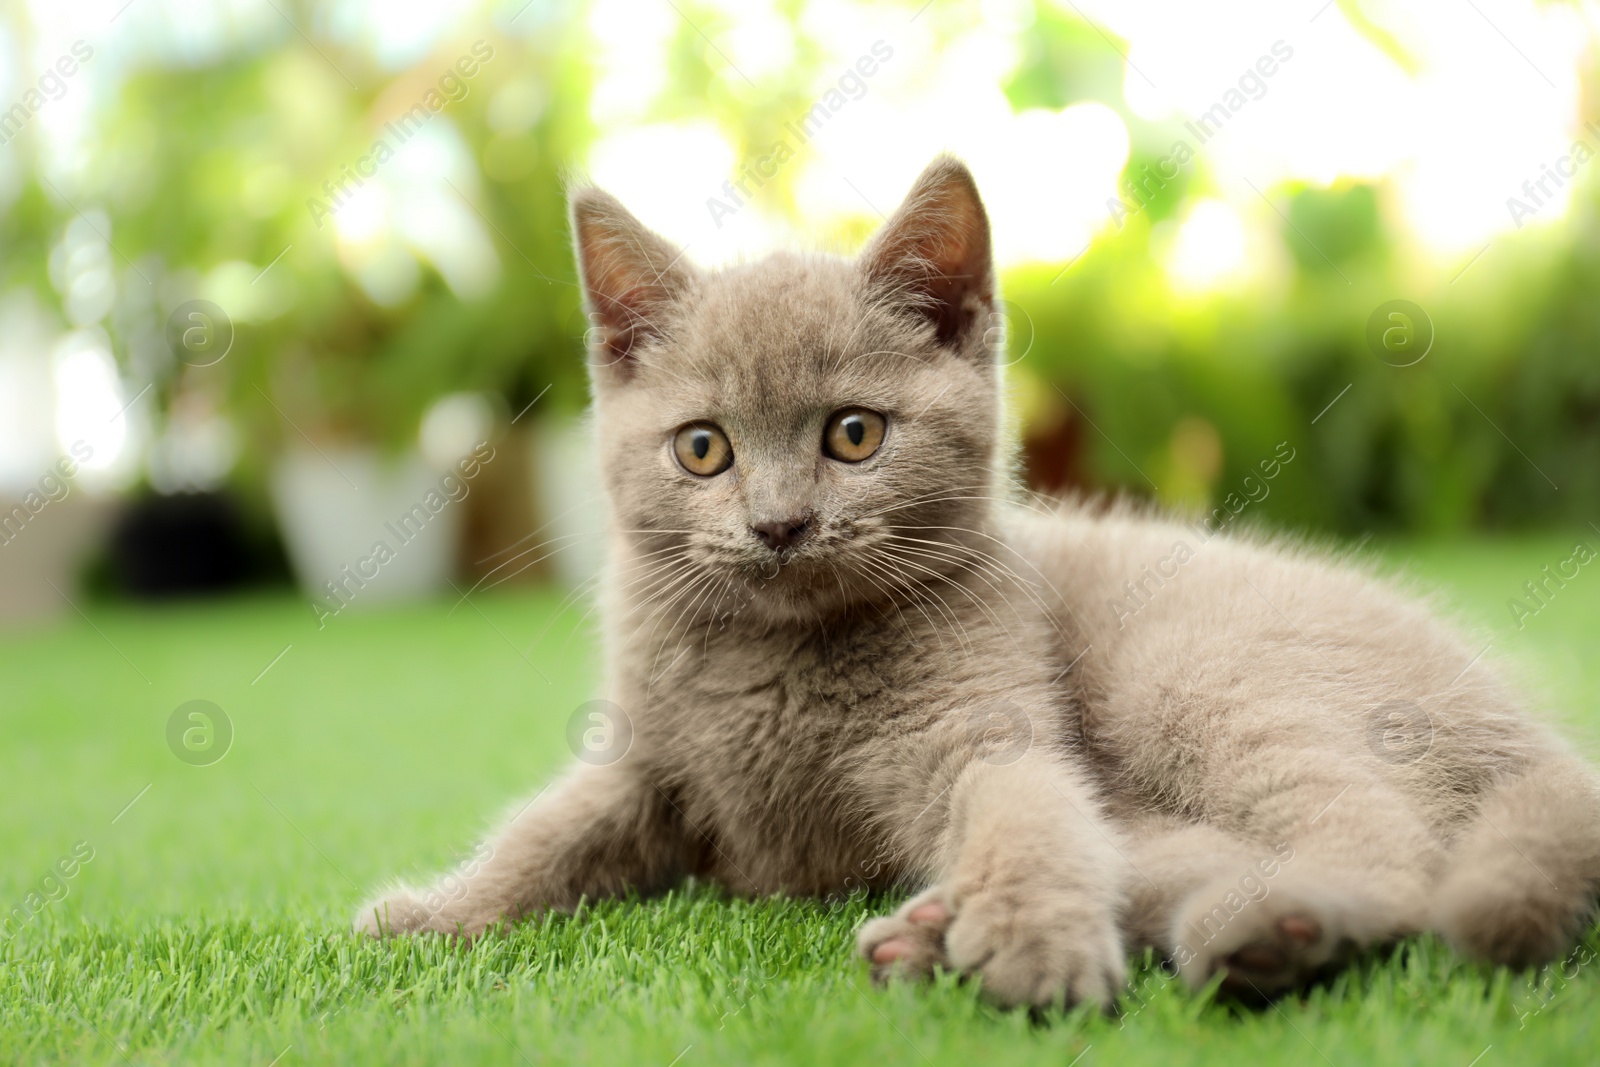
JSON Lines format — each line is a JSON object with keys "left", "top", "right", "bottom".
{"left": 359, "top": 156, "right": 1600, "bottom": 1007}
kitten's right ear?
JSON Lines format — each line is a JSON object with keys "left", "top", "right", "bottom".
{"left": 569, "top": 186, "right": 695, "bottom": 375}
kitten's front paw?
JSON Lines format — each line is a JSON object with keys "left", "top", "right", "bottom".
{"left": 857, "top": 886, "right": 1126, "bottom": 1009}
{"left": 354, "top": 888, "right": 433, "bottom": 937}
{"left": 354, "top": 887, "right": 490, "bottom": 939}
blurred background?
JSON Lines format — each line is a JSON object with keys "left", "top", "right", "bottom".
{"left": 6, "top": 6, "right": 1600, "bottom": 1060}
{"left": 1, "top": 0, "right": 1597, "bottom": 623}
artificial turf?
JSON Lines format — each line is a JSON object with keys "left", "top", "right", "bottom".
{"left": 2, "top": 535, "right": 1598, "bottom": 1065}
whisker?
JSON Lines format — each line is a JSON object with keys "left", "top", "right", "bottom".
{"left": 879, "top": 534, "right": 1060, "bottom": 636}
{"left": 874, "top": 545, "right": 1019, "bottom": 653}
{"left": 856, "top": 484, "right": 996, "bottom": 520}
{"left": 848, "top": 555, "right": 950, "bottom": 653}
{"left": 885, "top": 522, "right": 1080, "bottom": 635}
{"left": 857, "top": 550, "right": 971, "bottom": 653}
{"left": 647, "top": 570, "right": 723, "bottom": 686}
{"left": 879, "top": 538, "right": 1015, "bottom": 605}
{"left": 539, "top": 549, "right": 698, "bottom": 656}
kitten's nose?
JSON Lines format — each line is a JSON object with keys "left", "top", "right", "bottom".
{"left": 750, "top": 515, "right": 812, "bottom": 553}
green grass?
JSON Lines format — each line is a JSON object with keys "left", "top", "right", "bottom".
{"left": 3, "top": 534, "right": 1599, "bottom": 1065}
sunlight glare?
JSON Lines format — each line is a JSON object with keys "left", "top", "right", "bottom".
{"left": 1163, "top": 198, "right": 1250, "bottom": 294}
{"left": 52, "top": 330, "right": 130, "bottom": 482}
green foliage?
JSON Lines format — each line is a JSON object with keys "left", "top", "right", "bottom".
{"left": 1283, "top": 183, "right": 1385, "bottom": 275}
{"left": 1010, "top": 177, "right": 1600, "bottom": 534}
{"left": 14, "top": 9, "right": 595, "bottom": 464}
{"left": 1003, "top": 5, "right": 1125, "bottom": 112}
{"left": 3, "top": 0, "right": 1598, "bottom": 533}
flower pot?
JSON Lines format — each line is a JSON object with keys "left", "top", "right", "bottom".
{"left": 270, "top": 446, "right": 463, "bottom": 616}
{"left": 527, "top": 416, "right": 607, "bottom": 590}
{"left": 0, "top": 490, "right": 105, "bottom": 626}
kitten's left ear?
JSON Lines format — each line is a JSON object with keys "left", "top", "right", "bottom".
{"left": 859, "top": 154, "right": 994, "bottom": 353}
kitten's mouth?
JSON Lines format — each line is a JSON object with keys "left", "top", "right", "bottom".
{"left": 736, "top": 548, "right": 814, "bottom": 583}
{"left": 658, "top": 527, "right": 890, "bottom": 619}
{"left": 721, "top": 541, "right": 843, "bottom": 599}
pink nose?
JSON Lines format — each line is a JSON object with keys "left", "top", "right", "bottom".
{"left": 750, "top": 516, "right": 811, "bottom": 552}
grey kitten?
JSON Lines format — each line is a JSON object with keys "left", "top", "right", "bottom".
{"left": 359, "top": 155, "right": 1600, "bottom": 1007}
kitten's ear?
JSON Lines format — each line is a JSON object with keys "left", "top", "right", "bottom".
{"left": 859, "top": 154, "right": 994, "bottom": 352}
{"left": 569, "top": 186, "right": 695, "bottom": 375}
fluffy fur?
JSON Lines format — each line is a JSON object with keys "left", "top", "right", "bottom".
{"left": 358, "top": 156, "right": 1600, "bottom": 1007}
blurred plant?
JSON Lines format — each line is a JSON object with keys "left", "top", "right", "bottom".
{"left": 0, "top": 0, "right": 1597, "bottom": 540}
{"left": 13, "top": 1, "right": 596, "bottom": 499}
{"left": 1006, "top": 166, "right": 1600, "bottom": 535}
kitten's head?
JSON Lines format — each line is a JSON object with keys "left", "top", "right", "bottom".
{"left": 571, "top": 155, "right": 1006, "bottom": 623}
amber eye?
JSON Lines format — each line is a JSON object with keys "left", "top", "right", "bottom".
{"left": 823, "top": 408, "right": 887, "bottom": 463}
{"left": 672, "top": 422, "right": 733, "bottom": 476}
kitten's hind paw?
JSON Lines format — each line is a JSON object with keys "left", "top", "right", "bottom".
{"left": 1210, "top": 914, "right": 1338, "bottom": 997}
{"left": 1171, "top": 875, "right": 1411, "bottom": 998}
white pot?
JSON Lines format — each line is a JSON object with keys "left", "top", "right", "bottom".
{"left": 0, "top": 491, "right": 103, "bottom": 626}
{"left": 270, "top": 446, "right": 462, "bottom": 610}
{"left": 527, "top": 415, "right": 608, "bottom": 590}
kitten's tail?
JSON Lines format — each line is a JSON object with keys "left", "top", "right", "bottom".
{"left": 1432, "top": 753, "right": 1600, "bottom": 967}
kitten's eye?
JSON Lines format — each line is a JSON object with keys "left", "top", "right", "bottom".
{"left": 672, "top": 422, "right": 733, "bottom": 476}
{"left": 823, "top": 408, "right": 887, "bottom": 463}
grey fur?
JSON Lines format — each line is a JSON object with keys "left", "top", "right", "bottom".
{"left": 359, "top": 156, "right": 1600, "bottom": 1008}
